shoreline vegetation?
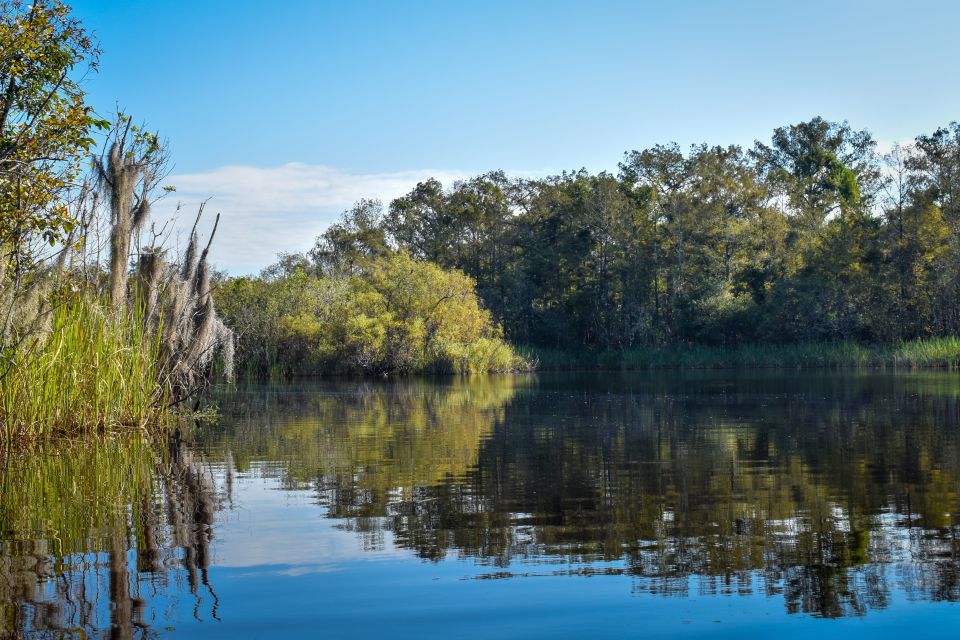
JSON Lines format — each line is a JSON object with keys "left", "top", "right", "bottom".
{"left": 6, "top": 2, "right": 960, "bottom": 442}
{"left": 0, "top": 152, "right": 234, "bottom": 441}
{"left": 522, "top": 338, "right": 960, "bottom": 371}
{"left": 214, "top": 251, "right": 529, "bottom": 378}
{"left": 1, "top": 294, "right": 165, "bottom": 441}
{"left": 213, "top": 117, "right": 960, "bottom": 382}
{"left": 1, "top": 1, "right": 233, "bottom": 442}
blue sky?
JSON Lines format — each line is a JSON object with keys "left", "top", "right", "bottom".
{"left": 71, "top": 0, "right": 960, "bottom": 273}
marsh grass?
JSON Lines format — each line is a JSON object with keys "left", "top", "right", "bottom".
{"left": 0, "top": 293, "right": 168, "bottom": 441}
{"left": 427, "top": 337, "right": 532, "bottom": 374}
{"left": 522, "top": 338, "right": 960, "bottom": 371}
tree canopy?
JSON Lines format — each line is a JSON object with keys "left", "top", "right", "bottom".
{"left": 0, "top": 0, "right": 106, "bottom": 268}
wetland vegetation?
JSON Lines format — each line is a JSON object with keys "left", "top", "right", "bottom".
{"left": 2, "top": 2, "right": 960, "bottom": 638}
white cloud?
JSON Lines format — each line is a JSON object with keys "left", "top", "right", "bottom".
{"left": 152, "top": 163, "right": 469, "bottom": 274}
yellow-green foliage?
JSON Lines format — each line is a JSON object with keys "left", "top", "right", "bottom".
{"left": 217, "top": 252, "right": 529, "bottom": 376}
{"left": 202, "top": 376, "right": 521, "bottom": 492}
{"left": 0, "top": 293, "right": 166, "bottom": 440}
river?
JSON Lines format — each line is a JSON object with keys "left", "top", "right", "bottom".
{"left": 3, "top": 372, "right": 960, "bottom": 637}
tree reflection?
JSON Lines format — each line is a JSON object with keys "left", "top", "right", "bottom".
{"left": 4, "top": 373, "right": 960, "bottom": 632}
{"left": 207, "top": 373, "right": 960, "bottom": 618}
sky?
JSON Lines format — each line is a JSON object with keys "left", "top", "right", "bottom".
{"left": 70, "top": 0, "right": 960, "bottom": 274}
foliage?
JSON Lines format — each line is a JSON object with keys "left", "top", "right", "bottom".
{"left": 0, "top": 289, "right": 165, "bottom": 440}
{"left": 216, "top": 251, "right": 528, "bottom": 377}
{"left": 301, "top": 117, "right": 960, "bottom": 353}
{"left": 0, "top": 115, "right": 232, "bottom": 442}
{"left": 0, "top": 0, "right": 107, "bottom": 267}
{"left": 1, "top": 0, "right": 231, "bottom": 443}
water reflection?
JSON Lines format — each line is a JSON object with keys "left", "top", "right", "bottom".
{"left": 3, "top": 373, "right": 960, "bottom": 637}
{"left": 201, "top": 374, "right": 960, "bottom": 618}
{"left": 0, "top": 436, "right": 224, "bottom": 638}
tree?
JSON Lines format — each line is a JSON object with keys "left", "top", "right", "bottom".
{"left": 752, "top": 117, "right": 880, "bottom": 231}
{"left": 752, "top": 118, "right": 884, "bottom": 341}
{"left": 0, "top": 0, "right": 105, "bottom": 269}
{"left": 308, "top": 198, "right": 390, "bottom": 276}
{"left": 911, "top": 122, "right": 960, "bottom": 220}
{"left": 908, "top": 123, "right": 960, "bottom": 334}
{"left": 385, "top": 179, "right": 453, "bottom": 265}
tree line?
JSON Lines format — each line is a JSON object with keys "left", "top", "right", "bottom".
{"left": 240, "top": 117, "right": 960, "bottom": 354}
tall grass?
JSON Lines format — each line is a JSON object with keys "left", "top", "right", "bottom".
{"left": 0, "top": 293, "right": 167, "bottom": 441}
{"left": 427, "top": 337, "right": 533, "bottom": 374}
{"left": 521, "top": 338, "right": 960, "bottom": 371}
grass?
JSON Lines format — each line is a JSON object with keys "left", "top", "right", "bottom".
{"left": 520, "top": 337, "right": 960, "bottom": 371}
{"left": 430, "top": 337, "right": 533, "bottom": 374}
{"left": 0, "top": 293, "right": 168, "bottom": 442}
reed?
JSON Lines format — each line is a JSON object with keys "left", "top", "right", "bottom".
{"left": 0, "top": 293, "right": 167, "bottom": 441}
{"left": 424, "top": 337, "right": 532, "bottom": 374}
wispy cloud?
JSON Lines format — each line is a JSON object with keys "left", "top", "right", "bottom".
{"left": 152, "top": 163, "right": 469, "bottom": 274}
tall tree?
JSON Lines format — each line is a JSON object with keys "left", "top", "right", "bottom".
{"left": 909, "top": 123, "right": 960, "bottom": 333}
{"left": 752, "top": 118, "right": 883, "bottom": 340}
{"left": 0, "top": 0, "right": 105, "bottom": 269}
{"left": 309, "top": 198, "right": 390, "bottom": 277}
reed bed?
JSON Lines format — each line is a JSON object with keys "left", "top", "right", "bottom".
{"left": 522, "top": 338, "right": 960, "bottom": 371}
{"left": 0, "top": 294, "right": 167, "bottom": 441}
{"left": 428, "top": 337, "right": 533, "bottom": 374}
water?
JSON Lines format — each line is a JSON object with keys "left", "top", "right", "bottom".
{"left": 3, "top": 372, "right": 960, "bottom": 638}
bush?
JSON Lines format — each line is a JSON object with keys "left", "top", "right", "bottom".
{"left": 216, "top": 252, "right": 530, "bottom": 377}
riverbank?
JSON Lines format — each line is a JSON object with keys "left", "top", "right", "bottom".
{"left": 520, "top": 338, "right": 960, "bottom": 371}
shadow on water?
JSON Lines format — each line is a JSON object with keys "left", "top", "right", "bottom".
{"left": 3, "top": 372, "right": 960, "bottom": 635}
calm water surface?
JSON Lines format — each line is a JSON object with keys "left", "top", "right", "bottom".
{"left": 3, "top": 372, "right": 960, "bottom": 637}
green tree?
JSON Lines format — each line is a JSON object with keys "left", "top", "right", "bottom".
{"left": 752, "top": 118, "right": 884, "bottom": 341}
{"left": 752, "top": 117, "right": 880, "bottom": 230}
{"left": 385, "top": 179, "right": 453, "bottom": 265}
{"left": 0, "top": 0, "right": 105, "bottom": 269}
{"left": 908, "top": 123, "right": 960, "bottom": 334}
{"left": 309, "top": 198, "right": 390, "bottom": 276}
